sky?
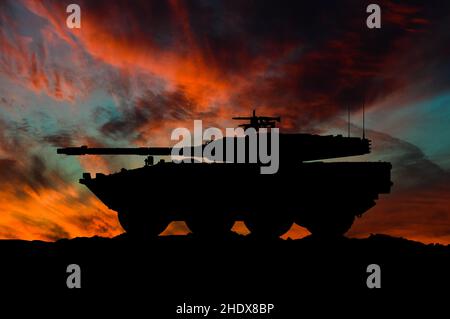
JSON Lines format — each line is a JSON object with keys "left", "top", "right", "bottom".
{"left": 0, "top": 0, "right": 449, "bottom": 243}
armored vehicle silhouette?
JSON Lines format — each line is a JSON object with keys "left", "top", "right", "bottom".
{"left": 58, "top": 111, "right": 392, "bottom": 239}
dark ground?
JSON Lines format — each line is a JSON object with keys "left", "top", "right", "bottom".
{"left": 1, "top": 233, "right": 449, "bottom": 316}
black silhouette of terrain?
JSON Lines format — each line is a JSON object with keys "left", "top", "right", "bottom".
{"left": 0, "top": 233, "right": 449, "bottom": 316}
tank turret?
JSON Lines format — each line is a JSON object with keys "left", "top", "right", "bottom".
{"left": 58, "top": 110, "right": 371, "bottom": 163}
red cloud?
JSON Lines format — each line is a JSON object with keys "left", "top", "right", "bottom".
{"left": 0, "top": 0, "right": 448, "bottom": 243}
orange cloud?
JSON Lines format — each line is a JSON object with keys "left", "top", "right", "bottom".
{"left": 0, "top": 183, "right": 121, "bottom": 241}
{"left": 349, "top": 187, "right": 450, "bottom": 244}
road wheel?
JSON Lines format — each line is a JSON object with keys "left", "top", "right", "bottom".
{"left": 244, "top": 212, "right": 293, "bottom": 239}
{"left": 185, "top": 213, "right": 234, "bottom": 238}
{"left": 302, "top": 214, "right": 355, "bottom": 238}
{"left": 118, "top": 211, "right": 169, "bottom": 239}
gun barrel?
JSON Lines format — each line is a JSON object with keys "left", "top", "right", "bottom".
{"left": 232, "top": 117, "right": 252, "bottom": 120}
{"left": 57, "top": 146, "right": 172, "bottom": 156}
{"left": 260, "top": 116, "right": 281, "bottom": 121}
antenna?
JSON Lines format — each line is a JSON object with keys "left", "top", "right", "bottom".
{"left": 347, "top": 105, "right": 350, "bottom": 137}
{"left": 362, "top": 99, "right": 365, "bottom": 139}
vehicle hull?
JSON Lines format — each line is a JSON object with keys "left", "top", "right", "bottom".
{"left": 80, "top": 161, "right": 392, "bottom": 238}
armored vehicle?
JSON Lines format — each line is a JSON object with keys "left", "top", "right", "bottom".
{"left": 58, "top": 111, "right": 392, "bottom": 238}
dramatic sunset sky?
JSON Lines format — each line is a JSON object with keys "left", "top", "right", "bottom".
{"left": 0, "top": 0, "right": 449, "bottom": 243}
